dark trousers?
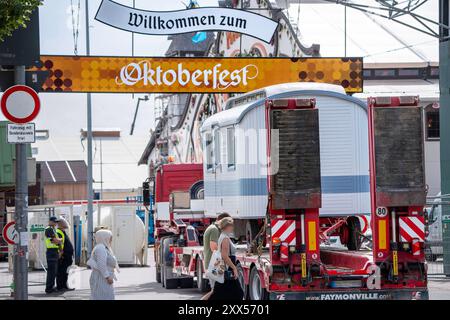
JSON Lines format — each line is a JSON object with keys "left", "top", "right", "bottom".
{"left": 56, "top": 256, "right": 73, "bottom": 289}
{"left": 209, "top": 256, "right": 244, "bottom": 301}
{"left": 45, "top": 249, "right": 59, "bottom": 291}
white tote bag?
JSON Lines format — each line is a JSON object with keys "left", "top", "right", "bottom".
{"left": 206, "top": 249, "right": 226, "bottom": 284}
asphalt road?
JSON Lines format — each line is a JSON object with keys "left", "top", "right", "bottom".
{"left": 0, "top": 248, "right": 203, "bottom": 300}
{"left": 1, "top": 248, "right": 450, "bottom": 300}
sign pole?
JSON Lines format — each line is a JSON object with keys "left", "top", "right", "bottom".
{"left": 13, "top": 65, "right": 28, "bottom": 300}
{"left": 85, "top": 0, "right": 94, "bottom": 259}
{"left": 439, "top": 0, "right": 450, "bottom": 277}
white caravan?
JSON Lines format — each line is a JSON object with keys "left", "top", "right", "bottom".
{"left": 200, "top": 82, "right": 370, "bottom": 220}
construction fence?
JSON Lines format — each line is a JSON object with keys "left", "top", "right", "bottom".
{"left": 0, "top": 209, "right": 49, "bottom": 296}
{"left": 0, "top": 201, "right": 150, "bottom": 297}
{"left": 425, "top": 194, "right": 450, "bottom": 278}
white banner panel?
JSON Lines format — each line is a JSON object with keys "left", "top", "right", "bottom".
{"left": 95, "top": 0, "right": 278, "bottom": 43}
{"left": 7, "top": 123, "right": 36, "bottom": 144}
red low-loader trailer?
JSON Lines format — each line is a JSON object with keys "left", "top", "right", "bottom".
{"left": 153, "top": 96, "right": 428, "bottom": 300}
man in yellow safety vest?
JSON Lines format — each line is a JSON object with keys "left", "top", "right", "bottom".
{"left": 44, "top": 217, "right": 63, "bottom": 294}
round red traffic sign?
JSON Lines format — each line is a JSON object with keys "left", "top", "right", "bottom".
{"left": 2, "top": 221, "right": 18, "bottom": 245}
{"left": 1, "top": 85, "right": 40, "bottom": 124}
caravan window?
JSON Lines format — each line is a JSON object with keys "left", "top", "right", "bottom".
{"left": 205, "top": 133, "right": 213, "bottom": 170}
{"left": 214, "top": 128, "right": 221, "bottom": 167}
{"left": 227, "top": 127, "right": 236, "bottom": 169}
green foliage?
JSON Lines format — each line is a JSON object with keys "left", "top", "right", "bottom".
{"left": 0, "top": 0, "right": 42, "bottom": 42}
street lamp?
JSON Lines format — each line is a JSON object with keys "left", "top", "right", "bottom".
{"left": 130, "top": 95, "right": 150, "bottom": 136}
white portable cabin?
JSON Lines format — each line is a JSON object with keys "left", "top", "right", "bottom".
{"left": 200, "top": 82, "right": 370, "bottom": 219}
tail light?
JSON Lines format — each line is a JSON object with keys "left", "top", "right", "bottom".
{"left": 272, "top": 237, "right": 282, "bottom": 247}
{"left": 371, "top": 96, "right": 418, "bottom": 107}
{"left": 412, "top": 239, "right": 421, "bottom": 256}
{"left": 280, "top": 242, "right": 289, "bottom": 263}
{"left": 398, "top": 96, "right": 419, "bottom": 106}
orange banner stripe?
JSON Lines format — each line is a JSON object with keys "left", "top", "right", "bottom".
{"left": 33, "top": 56, "right": 363, "bottom": 94}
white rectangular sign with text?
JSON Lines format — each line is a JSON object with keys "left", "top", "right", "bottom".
{"left": 95, "top": 0, "right": 278, "bottom": 43}
{"left": 7, "top": 123, "right": 36, "bottom": 144}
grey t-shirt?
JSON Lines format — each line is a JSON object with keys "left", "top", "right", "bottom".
{"left": 203, "top": 223, "right": 220, "bottom": 267}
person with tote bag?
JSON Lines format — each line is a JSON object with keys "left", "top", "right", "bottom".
{"left": 207, "top": 217, "right": 244, "bottom": 300}
{"left": 201, "top": 212, "right": 231, "bottom": 300}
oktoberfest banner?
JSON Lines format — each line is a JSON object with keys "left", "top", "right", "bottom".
{"left": 34, "top": 56, "right": 363, "bottom": 94}
{"left": 95, "top": 0, "right": 278, "bottom": 43}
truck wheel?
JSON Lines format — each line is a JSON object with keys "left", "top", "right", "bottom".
{"left": 156, "top": 265, "right": 162, "bottom": 283}
{"left": 237, "top": 263, "right": 248, "bottom": 300}
{"left": 161, "top": 264, "right": 166, "bottom": 287}
{"left": 196, "top": 258, "right": 209, "bottom": 293}
{"left": 190, "top": 181, "right": 204, "bottom": 199}
{"left": 162, "top": 264, "right": 179, "bottom": 289}
{"left": 162, "top": 237, "right": 177, "bottom": 289}
{"left": 160, "top": 247, "right": 165, "bottom": 287}
{"left": 347, "top": 217, "right": 362, "bottom": 251}
{"left": 248, "top": 267, "right": 268, "bottom": 300}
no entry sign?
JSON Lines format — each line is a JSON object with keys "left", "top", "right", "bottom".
{"left": 2, "top": 221, "right": 18, "bottom": 245}
{"left": 1, "top": 85, "right": 40, "bottom": 124}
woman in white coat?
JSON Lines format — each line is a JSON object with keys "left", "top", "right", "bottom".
{"left": 87, "top": 229, "right": 119, "bottom": 300}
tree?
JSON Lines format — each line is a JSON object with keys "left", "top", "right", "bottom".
{"left": 0, "top": 0, "right": 42, "bottom": 42}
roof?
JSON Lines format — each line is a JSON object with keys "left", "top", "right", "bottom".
{"left": 166, "top": 32, "right": 215, "bottom": 56}
{"left": 356, "top": 79, "right": 439, "bottom": 101}
{"left": 39, "top": 160, "right": 87, "bottom": 184}
{"left": 201, "top": 82, "right": 357, "bottom": 132}
{"left": 201, "top": 79, "right": 439, "bottom": 133}
{"left": 34, "top": 135, "right": 150, "bottom": 190}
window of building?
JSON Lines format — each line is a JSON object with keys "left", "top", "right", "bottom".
{"left": 398, "top": 69, "right": 420, "bottom": 77}
{"left": 363, "top": 69, "right": 372, "bottom": 78}
{"left": 205, "top": 133, "right": 214, "bottom": 170}
{"left": 425, "top": 104, "right": 440, "bottom": 140}
{"left": 227, "top": 127, "right": 236, "bottom": 169}
{"left": 430, "top": 67, "right": 439, "bottom": 77}
{"left": 374, "top": 69, "right": 396, "bottom": 77}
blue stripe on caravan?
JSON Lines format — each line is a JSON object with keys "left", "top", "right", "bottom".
{"left": 322, "top": 175, "right": 370, "bottom": 193}
{"left": 204, "top": 175, "right": 369, "bottom": 197}
{"left": 204, "top": 178, "right": 268, "bottom": 197}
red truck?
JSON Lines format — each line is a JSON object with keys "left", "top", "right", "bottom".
{"left": 152, "top": 92, "right": 428, "bottom": 300}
